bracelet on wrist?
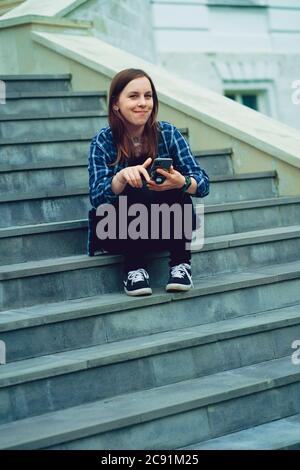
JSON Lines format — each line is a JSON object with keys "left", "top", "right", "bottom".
{"left": 181, "top": 175, "right": 192, "bottom": 193}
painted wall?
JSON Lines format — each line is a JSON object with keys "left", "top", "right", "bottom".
{"left": 66, "top": 0, "right": 156, "bottom": 63}
{"left": 152, "top": 0, "right": 300, "bottom": 129}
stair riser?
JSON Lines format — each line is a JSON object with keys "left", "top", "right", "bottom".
{"left": 1, "top": 167, "right": 275, "bottom": 202}
{"left": 2, "top": 277, "right": 300, "bottom": 362}
{"left": 0, "top": 195, "right": 90, "bottom": 228}
{"left": 0, "top": 141, "right": 91, "bottom": 169}
{"left": 1, "top": 322, "right": 299, "bottom": 426}
{"left": 0, "top": 178, "right": 277, "bottom": 227}
{"left": 1, "top": 204, "right": 300, "bottom": 264}
{"left": 0, "top": 79, "right": 71, "bottom": 93}
{"left": 0, "top": 116, "right": 107, "bottom": 140}
{"left": 1, "top": 235, "right": 300, "bottom": 309}
{"left": 0, "top": 141, "right": 228, "bottom": 176}
{"left": 206, "top": 203, "right": 300, "bottom": 236}
{"left": 0, "top": 228, "right": 87, "bottom": 264}
{"left": 202, "top": 178, "right": 277, "bottom": 204}
{"left": 1, "top": 167, "right": 90, "bottom": 194}
{"left": 199, "top": 155, "right": 233, "bottom": 176}
{"left": 27, "top": 381, "right": 300, "bottom": 450}
{"left": 1, "top": 96, "right": 107, "bottom": 116}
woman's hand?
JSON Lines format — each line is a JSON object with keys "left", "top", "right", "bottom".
{"left": 117, "top": 157, "right": 152, "bottom": 189}
{"left": 147, "top": 165, "right": 185, "bottom": 191}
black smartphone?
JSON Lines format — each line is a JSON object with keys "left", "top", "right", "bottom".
{"left": 150, "top": 158, "right": 173, "bottom": 184}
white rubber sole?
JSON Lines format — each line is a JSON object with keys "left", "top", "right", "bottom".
{"left": 124, "top": 287, "right": 152, "bottom": 296}
{"left": 165, "top": 283, "right": 192, "bottom": 292}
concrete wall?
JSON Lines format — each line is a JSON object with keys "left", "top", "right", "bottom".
{"left": 66, "top": 0, "right": 156, "bottom": 63}
{"left": 152, "top": 0, "right": 300, "bottom": 130}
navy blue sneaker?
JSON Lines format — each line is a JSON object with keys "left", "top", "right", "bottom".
{"left": 123, "top": 268, "right": 152, "bottom": 296}
{"left": 166, "top": 263, "right": 193, "bottom": 292}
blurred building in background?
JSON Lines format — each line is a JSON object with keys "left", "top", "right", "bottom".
{"left": 1, "top": 1, "right": 299, "bottom": 128}
{"left": 152, "top": 0, "right": 300, "bottom": 129}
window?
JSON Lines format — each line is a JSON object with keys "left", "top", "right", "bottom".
{"left": 225, "top": 92, "right": 259, "bottom": 111}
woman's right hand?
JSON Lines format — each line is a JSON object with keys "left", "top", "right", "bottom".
{"left": 117, "top": 157, "right": 152, "bottom": 189}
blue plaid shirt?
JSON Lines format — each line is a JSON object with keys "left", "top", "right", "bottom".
{"left": 88, "top": 121, "right": 210, "bottom": 208}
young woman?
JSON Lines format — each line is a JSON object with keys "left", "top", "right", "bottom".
{"left": 89, "top": 68, "right": 209, "bottom": 296}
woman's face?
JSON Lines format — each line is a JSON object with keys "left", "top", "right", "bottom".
{"left": 115, "top": 76, "right": 154, "bottom": 130}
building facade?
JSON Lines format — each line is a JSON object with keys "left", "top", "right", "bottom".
{"left": 152, "top": 0, "right": 300, "bottom": 129}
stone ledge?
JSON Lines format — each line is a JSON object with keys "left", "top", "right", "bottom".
{"left": 4, "top": 90, "right": 106, "bottom": 98}
{"left": 0, "top": 128, "right": 188, "bottom": 145}
{"left": 0, "top": 110, "right": 106, "bottom": 121}
{"left": 181, "top": 413, "right": 300, "bottom": 450}
{"left": 1, "top": 196, "right": 299, "bottom": 239}
{"left": 0, "top": 0, "right": 89, "bottom": 21}
{"left": 1, "top": 225, "right": 299, "bottom": 281}
{"left": 0, "top": 355, "right": 298, "bottom": 450}
{"left": 0, "top": 14, "right": 92, "bottom": 30}
{"left": 0, "top": 149, "right": 230, "bottom": 173}
{"left": 0, "top": 172, "right": 277, "bottom": 203}
{"left": 1, "top": 259, "right": 300, "bottom": 331}
{"left": 0, "top": 73, "right": 71, "bottom": 80}
{"left": 1, "top": 304, "right": 300, "bottom": 389}
{"left": 30, "top": 31, "right": 300, "bottom": 171}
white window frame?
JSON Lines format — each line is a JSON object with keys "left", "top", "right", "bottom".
{"left": 223, "top": 80, "right": 278, "bottom": 119}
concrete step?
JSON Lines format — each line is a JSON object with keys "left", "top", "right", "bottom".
{"left": 0, "top": 127, "right": 189, "bottom": 146}
{"left": 0, "top": 147, "right": 231, "bottom": 175}
{"left": 0, "top": 147, "right": 232, "bottom": 179}
{"left": 0, "top": 128, "right": 190, "bottom": 170}
{"left": 205, "top": 196, "right": 300, "bottom": 236}
{"left": 0, "top": 172, "right": 278, "bottom": 227}
{"left": 0, "top": 219, "right": 88, "bottom": 264}
{"left": 0, "top": 304, "right": 299, "bottom": 425}
{"left": 0, "top": 74, "right": 72, "bottom": 92}
{"left": 1, "top": 260, "right": 300, "bottom": 362}
{"left": 1, "top": 227, "right": 300, "bottom": 310}
{"left": 0, "top": 165, "right": 276, "bottom": 203}
{"left": 0, "top": 137, "right": 92, "bottom": 169}
{"left": 0, "top": 91, "right": 107, "bottom": 115}
{"left": 202, "top": 171, "right": 277, "bottom": 204}
{"left": 194, "top": 148, "right": 233, "bottom": 175}
{"left": 181, "top": 413, "right": 300, "bottom": 450}
{"left": 1, "top": 197, "right": 300, "bottom": 264}
{"left": 0, "top": 355, "right": 299, "bottom": 449}
{"left": 0, "top": 111, "right": 108, "bottom": 140}
{"left": 0, "top": 193, "right": 90, "bottom": 229}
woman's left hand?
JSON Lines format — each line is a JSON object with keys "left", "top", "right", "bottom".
{"left": 147, "top": 166, "right": 185, "bottom": 191}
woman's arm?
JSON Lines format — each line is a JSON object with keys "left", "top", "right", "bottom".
{"left": 89, "top": 137, "right": 120, "bottom": 207}
{"left": 185, "top": 177, "right": 198, "bottom": 195}
{"left": 169, "top": 126, "right": 210, "bottom": 198}
{"left": 111, "top": 171, "right": 127, "bottom": 195}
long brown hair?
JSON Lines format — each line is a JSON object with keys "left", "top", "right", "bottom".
{"left": 108, "top": 68, "right": 159, "bottom": 166}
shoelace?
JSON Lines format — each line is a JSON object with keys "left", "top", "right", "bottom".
{"left": 170, "top": 263, "right": 193, "bottom": 284}
{"left": 127, "top": 268, "right": 149, "bottom": 284}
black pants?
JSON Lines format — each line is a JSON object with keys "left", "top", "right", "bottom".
{"left": 97, "top": 185, "right": 194, "bottom": 273}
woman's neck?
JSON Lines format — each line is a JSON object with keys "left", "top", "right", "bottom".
{"left": 125, "top": 123, "right": 145, "bottom": 139}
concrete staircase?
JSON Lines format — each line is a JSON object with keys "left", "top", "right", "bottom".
{"left": 0, "top": 74, "right": 300, "bottom": 450}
